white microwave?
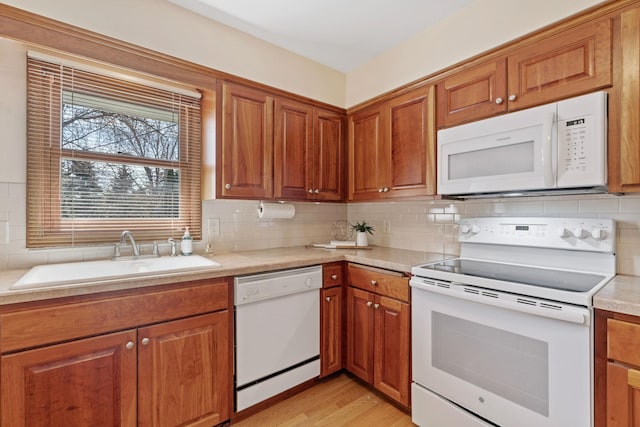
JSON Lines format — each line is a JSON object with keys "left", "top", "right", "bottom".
{"left": 437, "top": 91, "right": 607, "bottom": 198}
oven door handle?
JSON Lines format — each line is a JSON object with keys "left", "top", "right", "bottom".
{"left": 412, "top": 279, "right": 589, "bottom": 325}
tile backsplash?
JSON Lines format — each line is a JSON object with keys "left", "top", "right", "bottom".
{"left": 1, "top": 181, "right": 640, "bottom": 276}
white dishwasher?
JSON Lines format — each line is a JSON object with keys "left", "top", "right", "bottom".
{"left": 234, "top": 265, "right": 322, "bottom": 411}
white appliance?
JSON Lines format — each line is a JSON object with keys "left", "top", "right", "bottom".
{"left": 234, "top": 265, "right": 322, "bottom": 412}
{"left": 410, "top": 217, "right": 616, "bottom": 427}
{"left": 437, "top": 91, "right": 607, "bottom": 198}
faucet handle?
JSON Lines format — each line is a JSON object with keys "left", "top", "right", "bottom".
{"left": 113, "top": 243, "right": 121, "bottom": 258}
{"left": 167, "top": 238, "right": 177, "bottom": 256}
{"left": 152, "top": 241, "right": 159, "bottom": 257}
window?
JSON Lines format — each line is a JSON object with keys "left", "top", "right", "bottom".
{"left": 26, "top": 54, "right": 202, "bottom": 248}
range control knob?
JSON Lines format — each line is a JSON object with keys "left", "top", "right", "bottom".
{"left": 471, "top": 225, "right": 480, "bottom": 234}
{"left": 592, "top": 228, "right": 607, "bottom": 241}
{"left": 461, "top": 224, "right": 471, "bottom": 234}
{"left": 558, "top": 227, "right": 571, "bottom": 238}
{"left": 573, "top": 228, "right": 588, "bottom": 239}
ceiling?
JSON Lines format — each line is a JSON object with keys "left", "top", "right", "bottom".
{"left": 168, "top": 0, "right": 474, "bottom": 73}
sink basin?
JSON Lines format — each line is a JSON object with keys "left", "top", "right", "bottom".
{"left": 11, "top": 255, "right": 221, "bottom": 290}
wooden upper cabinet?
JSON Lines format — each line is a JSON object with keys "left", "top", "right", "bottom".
{"left": 387, "top": 85, "right": 435, "bottom": 197}
{"left": 610, "top": 7, "right": 640, "bottom": 192}
{"left": 437, "top": 58, "right": 508, "bottom": 127}
{"left": 313, "top": 109, "right": 344, "bottom": 201}
{"left": 349, "top": 85, "right": 435, "bottom": 201}
{"left": 438, "top": 18, "right": 612, "bottom": 128}
{"left": 274, "top": 99, "right": 314, "bottom": 200}
{"left": 274, "top": 101, "right": 344, "bottom": 201}
{"left": 508, "top": 18, "right": 612, "bottom": 111}
{"left": 218, "top": 82, "right": 274, "bottom": 199}
{"left": 349, "top": 103, "right": 387, "bottom": 200}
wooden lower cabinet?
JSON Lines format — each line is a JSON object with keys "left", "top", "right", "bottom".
{"left": 138, "top": 312, "right": 230, "bottom": 427}
{"left": 320, "top": 286, "right": 343, "bottom": 377}
{"left": 596, "top": 309, "right": 640, "bottom": 427}
{"left": 2, "top": 330, "right": 138, "bottom": 426}
{"left": 346, "top": 286, "right": 410, "bottom": 407}
{"left": 0, "top": 280, "right": 231, "bottom": 427}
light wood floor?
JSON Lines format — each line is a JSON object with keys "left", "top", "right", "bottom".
{"left": 232, "top": 374, "right": 416, "bottom": 427}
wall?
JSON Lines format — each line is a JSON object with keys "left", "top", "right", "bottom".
{"left": 348, "top": 194, "right": 640, "bottom": 276}
{"left": 1, "top": 0, "right": 345, "bottom": 107}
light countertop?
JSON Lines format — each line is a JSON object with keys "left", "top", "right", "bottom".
{"left": 0, "top": 246, "right": 450, "bottom": 306}
{"left": 594, "top": 274, "right": 640, "bottom": 317}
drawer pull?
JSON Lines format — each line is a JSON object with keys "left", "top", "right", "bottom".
{"left": 370, "top": 280, "right": 377, "bottom": 286}
{"left": 331, "top": 274, "right": 338, "bottom": 280}
{"left": 326, "top": 296, "right": 331, "bottom": 302}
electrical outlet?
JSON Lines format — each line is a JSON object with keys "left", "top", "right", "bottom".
{"left": 208, "top": 218, "right": 220, "bottom": 236}
{"left": 383, "top": 220, "right": 391, "bottom": 233}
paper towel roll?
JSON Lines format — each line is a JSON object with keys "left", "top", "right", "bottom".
{"left": 258, "top": 201, "right": 295, "bottom": 219}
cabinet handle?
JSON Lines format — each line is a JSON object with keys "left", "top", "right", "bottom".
{"left": 331, "top": 274, "right": 338, "bottom": 280}
{"left": 141, "top": 337, "right": 150, "bottom": 346}
{"left": 508, "top": 94, "right": 517, "bottom": 101}
{"left": 308, "top": 189, "right": 313, "bottom": 193}
{"left": 370, "top": 280, "right": 377, "bottom": 286}
{"left": 326, "top": 296, "right": 331, "bottom": 302}
{"left": 225, "top": 183, "right": 231, "bottom": 190}
{"left": 495, "top": 97, "right": 503, "bottom": 105}
{"left": 367, "top": 301, "right": 373, "bottom": 307}
{"left": 125, "top": 341, "right": 135, "bottom": 350}
{"left": 629, "top": 369, "right": 640, "bottom": 388}
{"left": 374, "top": 303, "right": 380, "bottom": 309}
{"left": 383, "top": 187, "right": 389, "bottom": 192}
{"left": 378, "top": 188, "right": 384, "bottom": 193}
{"left": 314, "top": 189, "right": 320, "bottom": 194}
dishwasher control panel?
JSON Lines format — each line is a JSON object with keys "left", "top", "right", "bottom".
{"left": 234, "top": 265, "right": 322, "bottom": 305}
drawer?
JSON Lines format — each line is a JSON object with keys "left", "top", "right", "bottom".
{"left": 0, "top": 278, "right": 230, "bottom": 353}
{"left": 347, "top": 263, "right": 409, "bottom": 302}
{"left": 323, "top": 262, "right": 344, "bottom": 288}
{"left": 608, "top": 318, "right": 640, "bottom": 367}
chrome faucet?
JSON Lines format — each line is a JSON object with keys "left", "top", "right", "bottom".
{"left": 119, "top": 230, "right": 140, "bottom": 257}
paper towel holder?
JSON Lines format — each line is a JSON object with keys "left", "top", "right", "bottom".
{"left": 257, "top": 200, "right": 296, "bottom": 219}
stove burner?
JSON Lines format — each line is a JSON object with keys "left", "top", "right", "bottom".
{"left": 421, "top": 259, "right": 605, "bottom": 293}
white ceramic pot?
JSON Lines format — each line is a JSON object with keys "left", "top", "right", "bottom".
{"left": 356, "top": 231, "right": 368, "bottom": 247}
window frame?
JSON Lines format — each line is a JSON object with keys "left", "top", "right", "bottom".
{"left": 26, "top": 54, "right": 202, "bottom": 248}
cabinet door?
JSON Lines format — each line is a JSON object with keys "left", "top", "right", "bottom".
{"left": 507, "top": 19, "right": 612, "bottom": 111}
{"left": 218, "top": 82, "right": 273, "bottom": 199}
{"left": 348, "top": 103, "right": 387, "bottom": 200}
{"left": 606, "top": 362, "right": 640, "bottom": 427}
{"left": 314, "top": 109, "right": 344, "bottom": 201}
{"left": 346, "top": 287, "right": 375, "bottom": 383}
{"left": 613, "top": 7, "right": 640, "bottom": 192}
{"left": 137, "top": 311, "right": 230, "bottom": 427}
{"left": 1, "top": 330, "right": 137, "bottom": 427}
{"left": 274, "top": 99, "right": 314, "bottom": 200}
{"left": 321, "top": 286, "right": 343, "bottom": 377}
{"left": 437, "top": 58, "right": 508, "bottom": 128}
{"left": 374, "top": 295, "right": 410, "bottom": 407}
{"left": 387, "top": 85, "right": 436, "bottom": 197}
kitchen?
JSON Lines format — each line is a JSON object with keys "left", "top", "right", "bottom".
{"left": 0, "top": 0, "right": 640, "bottom": 426}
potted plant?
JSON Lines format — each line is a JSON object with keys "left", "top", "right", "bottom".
{"left": 351, "top": 220, "right": 374, "bottom": 247}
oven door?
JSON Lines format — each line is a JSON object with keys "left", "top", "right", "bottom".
{"left": 411, "top": 281, "right": 592, "bottom": 427}
{"left": 437, "top": 102, "right": 557, "bottom": 195}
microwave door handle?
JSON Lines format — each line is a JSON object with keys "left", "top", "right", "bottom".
{"left": 542, "top": 111, "right": 556, "bottom": 187}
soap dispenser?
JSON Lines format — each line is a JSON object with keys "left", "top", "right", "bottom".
{"left": 181, "top": 227, "right": 193, "bottom": 256}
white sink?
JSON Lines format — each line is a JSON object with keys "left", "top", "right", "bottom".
{"left": 11, "top": 255, "right": 221, "bottom": 290}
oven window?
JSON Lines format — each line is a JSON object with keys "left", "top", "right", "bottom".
{"left": 448, "top": 141, "right": 534, "bottom": 180}
{"left": 432, "top": 311, "right": 549, "bottom": 416}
